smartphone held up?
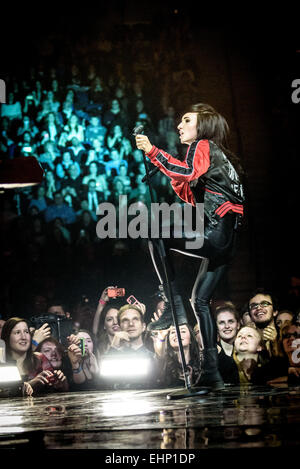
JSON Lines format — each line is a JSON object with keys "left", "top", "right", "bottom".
{"left": 107, "top": 287, "right": 125, "bottom": 298}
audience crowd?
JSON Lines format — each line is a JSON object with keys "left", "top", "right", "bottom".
{"left": 0, "top": 286, "right": 299, "bottom": 397}
{"left": 0, "top": 23, "right": 198, "bottom": 328}
{"left": 1, "top": 22, "right": 299, "bottom": 397}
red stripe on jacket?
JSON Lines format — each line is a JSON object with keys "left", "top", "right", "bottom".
{"left": 146, "top": 140, "right": 210, "bottom": 206}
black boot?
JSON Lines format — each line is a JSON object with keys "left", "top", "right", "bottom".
{"left": 196, "top": 347, "right": 225, "bottom": 391}
{"left": 147, "top": 293, "right": 187, "bottom": 331}
{"left": 194, "top": 297, "right": 224, "bottom": 390}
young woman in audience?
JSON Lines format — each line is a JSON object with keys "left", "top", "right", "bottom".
{"left": 82, "top": 161, "right": 109, "bottom": 198}
{"left": 42, "top": 111, "right": 62, "bottom": 142}
{"left": 73, "top": 329, "right": 99, "bottom": 389}
{"left": 157, "top": 323, "right": 202, "bottom": 388}
{"left": 231, "top": 325, "right": 266, "bottom": 383}
{"left": 36, "top": 336, "right": 70, "bottom": 390}
{"left": 252, "top": 319, "right": 300, "bottom": 385}
{"left": 92, "top": 287, "right": 123, "bottom": 359}
{"left": 1, "top": 318, "right": 67, "bottom": 394}
{"left": 215, "top": 303, "right": 240, "bottom": 357}
{"left": 64, "top": 114, "right": 85, "bottom": 142}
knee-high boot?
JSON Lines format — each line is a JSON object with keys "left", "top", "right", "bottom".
{"left": 147, "top": 283, "right": 188, "bottom": 331}
{"left": 194, "top": 298, "right": 224, "bottom": 390}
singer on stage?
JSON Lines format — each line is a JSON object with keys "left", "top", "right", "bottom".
{"left": 135, "top": 103, "right": 245, "bottom": 390}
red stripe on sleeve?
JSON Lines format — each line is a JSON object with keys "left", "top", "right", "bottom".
{"left": 146, "top": 140, "right": 210, "bottom": 183}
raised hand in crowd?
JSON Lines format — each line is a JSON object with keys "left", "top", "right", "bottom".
{"left": 75, "top": 330, "right": 99, "bottom": 379}
{"left": 263, "top": 324, "right": 277, "bottom": 342}
{"left": 150, "top": 308, "right": 169, "bottom": 357}
{"left": 92, "top": 285, "right": 116, "bottom": 336}
{"left": 67, "top": 334, "right": 81, "bottom": 347}
{"left": 67, "top": 339, "right": 86, "bottom": 384}
{"left": 32, "top": 323, "right": 51, "bottom": 351}
{"left": 110, "top": 330, "right": 131, "bottom": 349}
{"left": 83, "top": 351, "right": 98, "bottom": 378}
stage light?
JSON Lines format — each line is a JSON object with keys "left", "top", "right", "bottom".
{"left": 0, "top": 156, "right": 43, "bottom": 189}
{"left": 0, "top": 365, "right": 21, "bottom": 383}
{"left": 100, "top": 356, "right": 151, "bottom": 378}
{"left": 0, "top": 364, "right": 23, "bottom": 397}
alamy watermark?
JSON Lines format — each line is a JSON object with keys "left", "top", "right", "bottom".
{"left": 291, "top": 79, "right": 300, "bottom": 104}
{"left": 96, "top": 195, "right": 204, "bottom": 249}
{"left": 0, "top": 79, "right": 6, "bottom": 103}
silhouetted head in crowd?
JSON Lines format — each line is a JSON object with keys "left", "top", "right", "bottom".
{"left": 275, "top": 310, "right": 294, "bottom": 331}
{"left": 48, "top": 300, "right": 70, "bottom": 318}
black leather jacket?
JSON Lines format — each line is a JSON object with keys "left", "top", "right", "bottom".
{"left": 189, "top": 141, "right": 244, "bottom": 226}
{"left": 147, "top": 139, "right": 244, "bottom": 227}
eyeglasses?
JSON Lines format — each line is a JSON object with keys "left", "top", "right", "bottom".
{"left": 282, "top": 332, "right": 300, "bottom": 339}
{"left": 249, "top": 301, "right": 273, "bottom": 311}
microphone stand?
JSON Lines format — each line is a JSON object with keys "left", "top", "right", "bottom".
{"left": 134, "top": 129, "right": 210, "bottom": 400}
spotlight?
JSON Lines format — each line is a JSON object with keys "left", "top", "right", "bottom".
{"left": 100, "top": 356, "right": 151, "bottom": 378}
{"left": 0, "top": 364, "right": 23, "bottom": 397}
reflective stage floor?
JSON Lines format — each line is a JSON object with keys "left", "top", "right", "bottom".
{"left": 1, "top": 384, "right": 300, "bottom": 456}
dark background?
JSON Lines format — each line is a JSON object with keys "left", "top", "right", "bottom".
{"left": 1, "top": 2, "right": 300, "bottom": 323}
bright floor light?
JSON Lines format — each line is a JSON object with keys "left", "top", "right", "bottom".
{"left": 0, "top": 365, "right": 22, "bottom": 383}
{"left": 100, "top": 357, "right": 151, "bottom": 377}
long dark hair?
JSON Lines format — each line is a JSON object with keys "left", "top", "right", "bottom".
{"left": 75, "top": 328, "right": 96, "bottom": 349}
{"left": 187, "top": 103, "right": 245, "bottom": 178}
{"left": 160, "top": 323, "right": 201, "bottom": 386}
{"left": 96, "top": 300, "right": 124, "bottom": 356}
{"left": 1, "top": 317, "right": 40, "bottom": 376}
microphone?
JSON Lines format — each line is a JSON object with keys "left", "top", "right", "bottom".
{"left": 132, "top": 124, "right": 144, "bottom": 136}
{"left": 132, "top": 123, "right": 160, "bottom": 182}
{"left": 141, "top": 166, "right": 159, "bottom": 183}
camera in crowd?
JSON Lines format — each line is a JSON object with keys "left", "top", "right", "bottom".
{"left": 107, "top": 287, "right": 125, "bottom": 298}
{"left": 29, "top": 314, "right": 74, "bottom": 348}
{"left": 46, "top": 372, "right": 60, "bottom": 385}
{"left": 79, "top": 337, "right": 86, "bottom": 357}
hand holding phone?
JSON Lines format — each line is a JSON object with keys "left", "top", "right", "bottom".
{"left": 107, "top": 287, "right": 125, "bottom": 298}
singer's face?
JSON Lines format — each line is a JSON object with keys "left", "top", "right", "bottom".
{"left": 177, "top": 112, "right": 198, "bottom": 145}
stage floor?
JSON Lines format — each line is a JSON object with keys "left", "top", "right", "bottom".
{"left": 0, "top": 384, "right": 300, "bottom": 452}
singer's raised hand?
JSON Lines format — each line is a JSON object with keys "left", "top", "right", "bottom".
{"left": 135, "top": 134, "right": 152, "bottom": 154}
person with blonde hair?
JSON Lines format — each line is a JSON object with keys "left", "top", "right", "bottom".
{"left": 233, "top": 325, "right": 265, "bottom": 383}
{"left": 252, "top": 319, "right": 300, "bottom": 385}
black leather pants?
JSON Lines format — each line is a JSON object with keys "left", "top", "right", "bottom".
{"left": 160, "top": 213, "right": 238, "bottom": 348}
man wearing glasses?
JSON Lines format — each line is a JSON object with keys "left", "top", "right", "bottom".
{"left": 248, "top": 288, "right": 279, "bottom": 357}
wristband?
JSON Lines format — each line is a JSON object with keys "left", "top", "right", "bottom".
{"left": 32, "top": 339, "right": 39, "bottom": 347}
{"left": 72, "top": 365, "right": 83, "bottom": 374}
{"left": 99, "top": 299, "right": 106, "bottom": 305}
{"left": 159, "top": 339, "right": 165, "bottom": 342}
